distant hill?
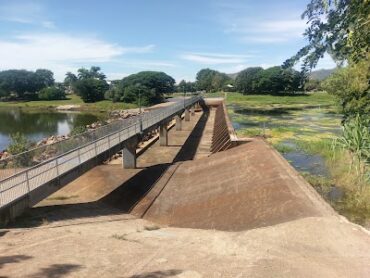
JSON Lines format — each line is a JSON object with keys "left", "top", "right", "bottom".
{"left": 309, "top": 68, "right": 336, "bottom": 81}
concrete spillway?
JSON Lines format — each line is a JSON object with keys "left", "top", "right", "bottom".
{"left": 134, "top": 138, "right": 336, "bottom": 231}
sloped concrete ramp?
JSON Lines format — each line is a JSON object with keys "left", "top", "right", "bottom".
{"left": 140, "top": 138, "right": 336, "bottom": 231}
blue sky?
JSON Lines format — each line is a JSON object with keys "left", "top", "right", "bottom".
{"left": 0, "top": 0, "right": 336, "bottom": 82}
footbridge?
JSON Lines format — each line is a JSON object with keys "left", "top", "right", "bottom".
{"left": 0, "top": 96, "right": 202, "bottom": 224}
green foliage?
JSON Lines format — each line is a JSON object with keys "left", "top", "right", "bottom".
{"left": 235, "top": 67, "right": 263, "bottom": 93}
{"left": 321, "top": 59, "right": 370, "bottom": 118}
{"left": 0, "top": 69, "right": 55, "bottom": 100}
{"left": 195, "top": 68, "right": 232, "bottom": 92}
{"left": 106, "top": 71, "right": 175, "bottom": 105}
{"left": 69, "top": 66, "right": 109, "bottom": 103}
{"left": 35, "top": 69, "right": 54, "bottom": 87}
{"left": 74, "top": 78, "right": 108, "bottom": 103}
{"left": 8, "top": 132, "right": 30, "bottom": 155}
{"left": 178, "top": 80, "right": 196, "bottom": 92}
{"left": 7, "top": 132, "right": 34, "bottom": 167}
{"left": 335, "top": 114, "right": 370, "bottom": 165}
{"left": 235, "top": 66, "right": 302, "bottom": 94}
{"left": 284, "top": 0, "right": 369, "bottom": 71}
{"left": 69, "top": 125, "right": 87, "bottom": 136}
{"left": 304, "top": 79, "right": 321, "bottom": 91}
{"left": 77, "top": 66, "right": 106, "bottom": 80}
{"left": 38, "top": 86, "right": 66, "bottom": 100}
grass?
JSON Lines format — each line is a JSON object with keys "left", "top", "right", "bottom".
{"left": 0, "top": 94, "right": 138, "bottom": 112}
{"left": 225, "top": 91, "right": 370, "bottom": 226}
{"left": 225, "top": 91, "right": 337, "bottom": 107}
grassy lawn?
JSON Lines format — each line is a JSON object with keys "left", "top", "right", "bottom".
{"left": 0, "top": 94, "right": 137, "bottom": 111}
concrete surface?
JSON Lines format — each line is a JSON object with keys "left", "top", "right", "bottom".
{"left": 1, "top": 103, "right": 370, "bottom": 277}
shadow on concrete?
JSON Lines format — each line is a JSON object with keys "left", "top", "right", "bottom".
{"left": 174, "top": 107, "right": 209, "bottom": 162}
{"left": 0, "top": 255, "right": 32, "bottom": 270}
{"left": 29, "top": 264, "right": 82, "bottom": 278}
{"left": 0, "top": 231, "right": 8, "bottom": 237}
{"left": 6, "top": 109, "right": 210, "bottom": 228}
{"left": 128, "top": 269, "right": 182, "bottom": 278}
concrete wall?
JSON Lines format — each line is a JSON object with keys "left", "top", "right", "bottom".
{"left": 208, "top": 100, "right": 244, "bottom": 153}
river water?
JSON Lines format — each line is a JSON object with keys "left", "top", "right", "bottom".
{"left": 228, "top": 104, "right": 342, "bottom": 178}
{"left": 0, "top": 108, "right": 104, "bottom": 151}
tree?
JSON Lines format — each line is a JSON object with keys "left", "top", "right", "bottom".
{"left": 74, "top": 78, "right": 108, "bottom": 103}
{"left": 321, "top": 60, "right": 369, "bottom": 119}
{"left": 71, "top": 66, "right": 109, "bottom": 103}
{"left": 284, "top": 0, "right": 369, "bottom": 118}
{"left": 35, "top": 69, "right": 54, "bottom": 87}
{"left": 0, "top": 69, "right": 51, "bottom": 99}
{"left": 235, "top": 67, "right": 263, "bottom": 94}
{"left": 106, "top": 71, "right": 175, "bottom": 105}
{"left": 64, "top": 72, "right": 77, "bottom": 86}
{"left": 177, "top": 80, "right": 196, "bottom": 93}
{"left": 304, "top": 79, "right": 321, "bottom": 91}
{"left": 284, "top": 0, "right": 369, "bottom": 71}
{"left": 195, "top": 69, "right": 232, "bottom": 92}
{"left": 77, "top": 66, "right": 106, "bottom": 80}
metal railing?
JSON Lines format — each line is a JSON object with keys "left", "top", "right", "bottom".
{"left": 0, "top": 96, "right": 201, "bottom": 208}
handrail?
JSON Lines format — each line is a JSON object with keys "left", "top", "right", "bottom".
{"left": 0, "top": 96, "right": 201, "bottom": 209}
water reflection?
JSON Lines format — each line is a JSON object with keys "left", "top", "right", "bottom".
{"left": 0, "top": 108, "right": 103, "bottom": 150}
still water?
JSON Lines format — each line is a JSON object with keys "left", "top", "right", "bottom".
{"left": 0, "top": 108, "right": 104, "bottom": 151}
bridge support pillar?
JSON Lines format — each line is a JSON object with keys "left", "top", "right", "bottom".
{"left": 160, "top": 124, "right": 168, "bottom": 146}
{"left": 185, "top": 108, "right": 190, "bottom": 121}
{"left": 191, "top": 105, "right": 195, "bottom": 116}
{"left": 122, "top": 136, "right": 138, "bottom": 169}
{"left": 175, "top": 114, "right": 182, "bottom": 131}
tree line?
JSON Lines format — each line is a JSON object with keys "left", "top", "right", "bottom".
{"left": 0, "top": 67, "right": 177, "bottom": 105}
{"left": 0, "top": 69, "right": 65, "bottom": 101}
{"left": 191, "top": 66, "right": 303, "bottom": 94}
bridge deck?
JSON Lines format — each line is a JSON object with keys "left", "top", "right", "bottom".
{"left": 36, "top": 110, "right": 205, "bottom": 208}
{"left": 0, "top": 97, "right": 201, "bottom": 214}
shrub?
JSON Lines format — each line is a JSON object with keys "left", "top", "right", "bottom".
{"left": 8, "top": 133, "right": 33, "bottom": 167}
{"left": 69, "top": 125, "right": 87, "bottom": 136}
{"left": 38, "top": 86, "right": 66, "bottom": 100}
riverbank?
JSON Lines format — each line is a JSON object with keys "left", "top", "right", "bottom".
{"left": 223, "top": 92, "right": 370, "bottom": 228}
{"left": 0, "top": 94, "right": 137, "bottom": 112}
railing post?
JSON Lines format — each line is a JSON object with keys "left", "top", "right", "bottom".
{"left": 55, "top": 158, "right": 60, "bottom": 176}
{"left": 0, "top": 183, "right": 4, "bottom": 206}
{"left": 25, "top": 171, "right": 31, "bottom": 193}
{"left": 77, "top": 148, "right": 81, "bottom": 165}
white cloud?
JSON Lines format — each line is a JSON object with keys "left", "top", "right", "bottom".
{"left": 215, "top": 1, "right": 307, "bottom": 44}
{"left": 0, "top": 2, "right": 55, "bottom": 28}
{"left": 180, "top": 52, "right": 252, "bottom": 65}
{"left": 228, "top": 18, "right": 307, "bottom": 43}
{"left": 0, "top": 33, "right": 155, "bottom": 80}
{"left": 106, "top": 72, "right": 129, "bottom": 80}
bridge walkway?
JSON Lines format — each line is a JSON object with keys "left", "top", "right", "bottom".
{"left": 24, "top": 109, "right": 207, "bottom": 218}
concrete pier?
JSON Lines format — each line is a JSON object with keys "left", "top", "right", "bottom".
{"left": 175, "top": 114, "right": 182, "bottom": 131}
{"left": 185, "top": 108, "right": 190, "bottom": 121}
{"left": 122, "top": 136, "right": 138, "bottom": 169}
{"left": 159, "top": 124, "right": 168, "bottom": 146}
